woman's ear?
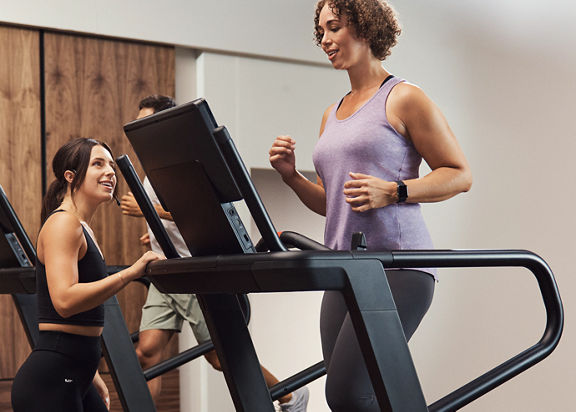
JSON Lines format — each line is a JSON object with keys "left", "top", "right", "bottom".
{"left": 63, "top": 170, "right": 76, "bottom": 184}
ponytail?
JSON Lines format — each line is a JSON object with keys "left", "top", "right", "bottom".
{"left": 41, "top": 178, "right": 68, "bottom": 222}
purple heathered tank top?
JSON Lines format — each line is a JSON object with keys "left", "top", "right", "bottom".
{"left": 313, "top": 76, "right": 436, "bottom": 277}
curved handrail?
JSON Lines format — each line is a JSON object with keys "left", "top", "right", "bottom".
{"left": 387, "top": 250, "right": 563, "bottom": 411}
{"left": 230, "top": 239, "right": 564, "bottom": 410}
{"left": 279, "top": 231, "right": 331, "bottom": 251}
{"left": 154, "top": 225, "right": 563, "bottom": 409}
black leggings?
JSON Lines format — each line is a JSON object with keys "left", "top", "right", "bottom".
{"left": 320, "top": 269, "right": 435, "bottom": 412}
{"left": 11, "top": 331, "right": 107, "bottom": 412}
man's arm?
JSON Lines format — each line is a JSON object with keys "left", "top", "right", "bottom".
{"left": 120, "top": 192, "right": 173, "bottom": 221}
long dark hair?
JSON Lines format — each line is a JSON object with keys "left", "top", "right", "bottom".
{"left": 41, "top": 138, "right": 114, "bottom": 222}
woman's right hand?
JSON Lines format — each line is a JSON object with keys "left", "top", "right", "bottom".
{"left": 129, "top": 251, "right": 163, "bottom": 280}
{"left": 269, "top": 136, "right": 297, "bottom": 181}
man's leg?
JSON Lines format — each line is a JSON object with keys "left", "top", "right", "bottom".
{"left": 138, "top": 285, "right": 184, "bottom": 401}
{"left": 135, "top": 328, "right": 175, "bottom": 400}
{"left": 203, "top": 350, "right": 283, "bottom": 394}
{"left": 203, "top": 349, "right": 306, "bottom": 408}
{"left": 189, "top": 295, "right": 308, "bottom": 410}
{"left": 260, "top": 365, "right": 289, "bottom": 404}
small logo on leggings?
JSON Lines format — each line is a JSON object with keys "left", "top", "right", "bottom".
{"left": 64, "top": 378, "right": 73, "bottom": 383}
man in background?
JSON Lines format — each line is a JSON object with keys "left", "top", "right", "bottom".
{"left": 121, "top": 95, "right": 309, "bottom": 411}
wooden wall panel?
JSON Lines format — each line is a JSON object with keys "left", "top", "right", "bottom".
{"left": 43, "top": 32, "right": 175, "bottom": 334}
{"left": 0, "top": 28, "right": 181, "bottom": 407}
{"left": 43, "top": 33, "right": 180, "bottom": 411}
{"left": 0, "top": 25, "right": 42, "bottom": 379}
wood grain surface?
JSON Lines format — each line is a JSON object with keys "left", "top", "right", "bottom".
{"left": 1, "top": 26, "right": 181, "bottom": 409}
{"left": 0, "top": 25, "right": 42, "bottom": 379}
{"left": 43, "top": 30, "right": 176, "bottom": 339}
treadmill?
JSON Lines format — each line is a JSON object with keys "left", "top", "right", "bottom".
{"left": 123, "top": 98, "right": 563, "bottom": 412}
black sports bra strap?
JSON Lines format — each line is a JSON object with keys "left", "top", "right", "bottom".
{"left": 380, "top": 74, "right": 394, "bottom": 88}
{"left": 336, "top": 74, "right": 395, "bottom": 111}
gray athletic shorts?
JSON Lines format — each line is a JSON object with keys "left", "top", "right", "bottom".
{"left": 139, "top": 284, "right": 211, "bottom": 344}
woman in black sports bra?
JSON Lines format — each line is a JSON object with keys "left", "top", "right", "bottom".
{"left": 11, "top": 138, "right": 162, "bottom": 412}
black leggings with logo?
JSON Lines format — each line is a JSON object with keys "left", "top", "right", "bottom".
{"left": 321, "top": 269, "right": 435, "bottom": 412}
{"left": 11, "top": 331, "right": 107, "bottom": 412}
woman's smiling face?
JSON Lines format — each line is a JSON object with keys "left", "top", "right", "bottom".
{"left": 75, "top": 145, "right": 117, "bottom": 205}
{"left": 318, "top": 3, "right": 372, "bottom": 70}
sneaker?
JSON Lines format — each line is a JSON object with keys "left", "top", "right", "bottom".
{"left": 279, "top": 386, "right": 309, "bottom": 412}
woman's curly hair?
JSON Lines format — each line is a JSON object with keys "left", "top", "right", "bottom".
{"left": 314, "top": 0, "right": 401, "bottom": 61}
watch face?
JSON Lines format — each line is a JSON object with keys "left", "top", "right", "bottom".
{"left": 397, "top": 181, "right": 408, "bottom": 203}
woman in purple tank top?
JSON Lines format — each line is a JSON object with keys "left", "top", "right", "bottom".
{"left": 270, "top": 1, "right": 472, "bottom": 411}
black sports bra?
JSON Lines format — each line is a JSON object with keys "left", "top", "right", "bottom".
{"left": 36, "top": 210, "right": 107, "bottom": 326}
{"left": 336, "top": 74, "right": 395, "bottom": 111}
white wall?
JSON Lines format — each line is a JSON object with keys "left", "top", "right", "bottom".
{"left": 0, "top": 0, "right": 322, "bottom": 63}
{"left": 385, "top": 1, "right": 575, "bottom": 410}
{"left": 2, "top": 0, "right": 574, "bottom": 410}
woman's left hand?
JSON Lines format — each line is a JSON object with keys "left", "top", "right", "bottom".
{"left": 343, "top": 172, "right": 397, "bottom": 212}
{"left": 93, "top": 371, "right": 110, "bottom": 410}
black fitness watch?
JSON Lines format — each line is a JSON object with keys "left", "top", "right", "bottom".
{"left": 395, "top": 180, "right": 408, "bottom": 203}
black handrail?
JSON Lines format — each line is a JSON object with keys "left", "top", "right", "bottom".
{"left": 385, "top": 250, "right": 563, "bottom": 411}
{"left": 143, "top": 341, "right": 324, "bottom": 404}
{"left": 268, "top": 237, "right": 563, "bottom": 410}
{"left": 116, "top": 155, "right": 179, "bottom": 259}
{"left": 269, "top": 361, "right": 326, "bottom": 401}
{"left": 214, "top": 128, "right": 286, "bottom": 253}
{"left": 143, "top": 341, "right": 214, "bottom": 381}
{"left": 279, "top": 231, "right": 331, "bottom": 251}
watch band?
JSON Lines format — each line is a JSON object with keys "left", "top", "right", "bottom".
{"left": 395, "top": 180, "right": 407, "bottom": 203}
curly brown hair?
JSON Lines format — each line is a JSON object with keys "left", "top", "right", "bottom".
{"left": 314, "top": 0, "right": 401, "bottom": 61}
